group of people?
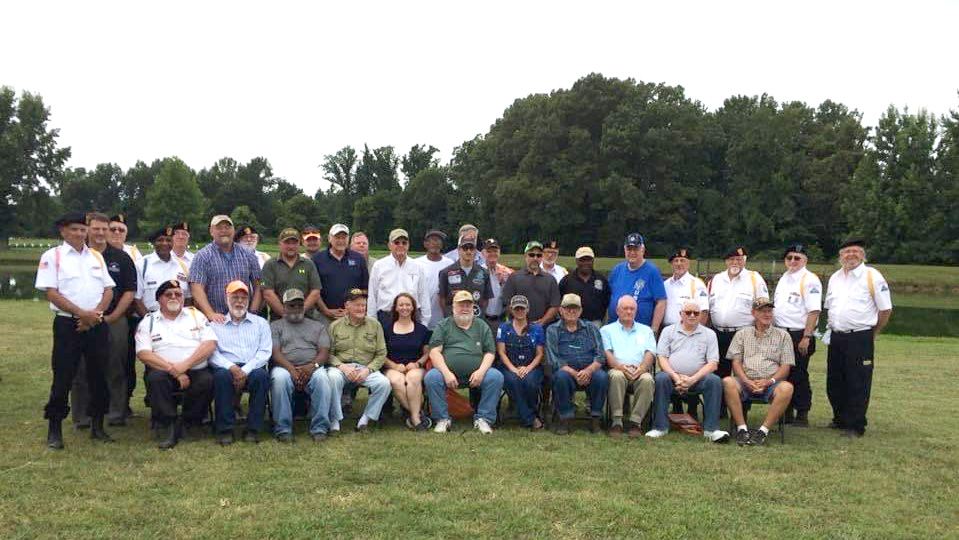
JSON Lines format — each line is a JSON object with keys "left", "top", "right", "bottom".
{"left": 35, "top": 212, "right": 893, "bottom": 449}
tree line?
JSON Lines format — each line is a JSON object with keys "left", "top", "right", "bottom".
{"left": 2, "top": 74, "right": 957, "bottom": 263}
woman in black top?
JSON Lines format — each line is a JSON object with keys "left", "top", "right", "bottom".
{"left": 383, "top": 293, "right": 431, "bottom": 429}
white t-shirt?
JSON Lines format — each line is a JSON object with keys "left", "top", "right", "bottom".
{"left": 415, "top": 254, "right": 454, "bottom": 329}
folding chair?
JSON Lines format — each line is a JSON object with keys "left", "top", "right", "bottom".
{"left": 728, "top": 397, "right": 786, "bottom": 444}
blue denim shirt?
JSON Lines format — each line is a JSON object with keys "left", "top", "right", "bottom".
{"left": 496, "top": 321, "right": 545, "bottom": 367}
{"left": 546, "top": 319, "right": 604, "bottom": 371}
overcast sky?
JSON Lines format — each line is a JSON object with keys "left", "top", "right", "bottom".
{"left": 5, "top": 1, "right": 958, "bottom": 195}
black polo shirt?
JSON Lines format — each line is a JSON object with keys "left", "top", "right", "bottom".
{"left": 101, "top": 245, "right": 137, "bottom": 316}
{"left": 560, "top": 270, "right": 611, "bottom": 322}
{"left": 501, "top": 268, "right": 561, "bottom": 322}
{"left": 312, "top": 248, "right": 369, "bottom": 309}
{"left": 438, "top": 262, "right": 493, "bottom": 316}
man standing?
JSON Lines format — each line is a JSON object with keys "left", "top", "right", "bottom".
{"left": 71, "top": 212, "right": 137, "bottom": 428}
{"left": 607, "top": 233, "right": 666, "bottom": 336}
{"left": 601, "top": 296, "right": 656, "bottom": 438}
{"left": 326, "top": 289, "right": 391, "bottom": 433}
{"left": 772, "top": 243, "right": 822, "bottom": 426}
{"left": 825, "top": 239, "right": 892, "bottom": 438}
{"left": 301, "top": 225, "right": 324, "bottom": 260}
{"left": 438, "top": 236, "right": 492, "bottom": 318}
{"left": 414, "top": 229, "right": 453, "bottom": 329}
{"left": 171, "top": 222, "right": 194, "bottom": 266}
{"left": 424, "top": 290, "right": 503, "bottom": 434}
{"left": 108, "top": 213, "right": 143, "bottom": 263}
{"left": 706, "top": 246, "right": 769, "bottom": 377}
{"left": 35, "top": 212, "right": 116, "bottom": 449}
{"left": 647, "top": 300, "right": 729, "bottom": 443}
{"left": 135, "top": 280, "right": 217, "bottom": 449}
{"left": 367, "top": 229, "right": 431, "bottom": 328}
{"left": 135, "top": 226, "right": 192, "bottom": 315}
{"left": 261, "top": 227, "right": 323, "bottom": 321}
{"left": 312, "top": 224, "right": 369, "bottom": 321}
{"left": 189, "top": 214, "right": 262, "bottom": 323}
{"left": 501, "top": 241, "right": 561, "bottom": 326}
{"left": 541, "top": 240, "right": 568, "bottom": 283}
{"left": 723, "top": 297, "right": 795, "bottom": 446}
{"left": 235, "top": 225, "right": 271, "bottom": 269}
{"left": 270, "top": 289, "right": 334, "bottom": 443}
{"left": 444, "top": 224, "right": 485, "bottom": 265}
{"left": 350, "top": 231, "right": 377, "bottom": 271}
{"left": 559, "top": 246, "right": 610, "bottom": 327}
{"left": 481, "top": 238, "right": 513, "bottom": 330}
{"left": 663, "top": 247, "right": 709, "bottom": 327}
{"left": 209, "top": 281, "right": 272, "bottom": 445}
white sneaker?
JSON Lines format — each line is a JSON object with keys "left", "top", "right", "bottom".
{"left": 473, "top": 418, "right": 493, "bottom": 434}
{"left": 704, "top": 430, "right": 731, "bottom": 443}
{"left": 433, "top": 419, "right": 451, "bottom": 433}
{"left": 645, "top": 429, "right": 668, "bottom": 438}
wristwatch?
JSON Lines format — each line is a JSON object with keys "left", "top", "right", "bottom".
{"left": 314, "top": 362, "right": 321, "bottom": 369}
{"left": 770, "top": 378, "right": 777, "bottom": 384}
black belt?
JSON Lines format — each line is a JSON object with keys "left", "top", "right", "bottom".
{"left": 714, "top": 326, "right": 745, "bottom": 333}
{"left": 832, "top": 328, "right": 871, "bottom": 334}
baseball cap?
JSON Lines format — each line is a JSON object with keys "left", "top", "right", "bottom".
{"left": 561, "top": 293, "right": 582, "bottom": 308}
{"left": 210, "top": 215, "right": 233, "bottom": 227}
{"left": 452, "top": 290, "right": 474, "bottom": 303}
{"left": 344, "top": 288, "right": 368, "bottom": 302}
{"left": 389, "top": 229, "right": 409, "bottom": 243}
{"left": 329, "top": 224, "right": 349, "bottom": 237}
{"left": 482, "top": 238, "right": 501, "bottom": 250}
{"left": 424, "top": 229, "right": 447, "bottom": 241}
{"left": 523, "top": 241, "right": 544, "bottom": 253}
{"left": 458, "top": 235, "right": 476, "bottom": 247}
{"left": 282, "top": 288, "right": 305, "bottom": 304}
{"left": 783, "top": 243, "right": 807, "bottom": 258}
{"left": 278, "top": 227, "right": 300, "bottom": 242}
{"left": 509, "top": 295, "right": 529, "bottom": 309}
{"left": 753, "top": 297, "right": 774, "bottom": 310}
{"left": 225, "top": 280, "right": 249, "bottom": 295}
{"left": 574, "top": 246, "right": 595, "bottom": 259}
{"left": 624, "top": 233, "right": 645, "bottom": 247}
{"left": 668, "top": 247, "right": 692, "bottom": 262}
{"left": 724, "top": 246, "right": 748, "bottom": 259}
{"left": 155, "top": 280, "right": 181, "bottom": 301}
{"left": 458, "top": 224, "right": 478, "bottom": 235}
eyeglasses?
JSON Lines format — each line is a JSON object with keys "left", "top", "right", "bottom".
{"left": 162, "top": 291, "right": 183, "bottom": 298}
{"left": 460, "top": 245, "right": 476, "bottom": 251}
{"left": 527, "top": 253, "right": 543, "bottom": 258}
{"left": 786, "top": 255, "right": 804, "bottom": 261}
{"left": 109, "top": 227, "right": 126, "bottom": 233}
{"left": 682, "top": 310, "right": 700, "bottom": 316}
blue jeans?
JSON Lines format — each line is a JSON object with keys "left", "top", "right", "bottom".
{"left": 212, "top": 366, "right": 268, "bottom": 433}
{"left": 652, "top": 371, "right": 722, "bottom": 432}
{"left": 271, "top": 366, "right": 332, "bottom": 436}
{"left": 424, "top": 368, "right": 504, "bottom": 423}
{"left": 498, "top": 366, "right": 543, "bottom": 426}
{"left": 326, "top": 365, "right": 391, "bottom": 422}
{"left": 552, "top": 368, "right": 609, "bottom": 419}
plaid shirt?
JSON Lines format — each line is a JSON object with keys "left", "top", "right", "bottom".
{"left": 546, "top": 319, "right": 604, "bottom": 371}
{"left": 189, "top": 242, "right": 261, "bottom": 315}
{"left": 726, "top": 325, "right": 795, "bottom": 380}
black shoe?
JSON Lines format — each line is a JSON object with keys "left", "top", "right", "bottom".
{"left": 275, "top": 432, "right": 293, "bottom": 444}
{"left": 829, "top": 418, "right": 844, "bottom": 429}
{"left": 217, "top": 431, "right": 235, "bottom": 446}
{"left": 243, "top": 430, "right": 260, "bottom": 444}
{"left": 793, "top": 410, "right": 809, "bottom": 427}
{"left": 90, "top": 417, "right": 115, "bottom": 443}
{"left": 311, "top": 433, "right": 327, "bottom": 443}
{"left": 841, "top": 429, "right": 864, "bottom": 438}
{"left": 750, "top": 429, "right": 767, "bottom": 446}
{"left": 157, "top": 423, "right": 178, "bottom": 450}
{"left": 735, "top": 429, "right": 752, "bottom": 446}
{"left": 784, "top": 408, "right": 795, "bottom": 424}
{"left": 180, "top": 423, "right": 201, "bottom": 442}
{"left": 554, "top": 420, "right": 570, "bottom": 435}
{"left": 416, "top": 417, "right": 433, "bottom": 431}
{"left": 590, "top": 418, "right": 602, "bottom": 434}
{"left": 74, "top": 420, "right": 91, "bottom": 430}
{"left": 47, "top": 419, "right": 64, "bottom": 450}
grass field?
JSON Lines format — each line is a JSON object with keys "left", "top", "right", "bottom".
{"left": 1, "top": 301, "right": 958, "bottom": 538}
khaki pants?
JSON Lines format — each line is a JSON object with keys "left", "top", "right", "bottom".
{"left": 608, "top": 370, "right": 654, "bottom": 425}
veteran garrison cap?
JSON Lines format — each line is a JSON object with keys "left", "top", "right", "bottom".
{"left": 783, "top": 243, "right": 807, "bottom": 258}
{"left": 109, "top": 213, "right": 127, "bottom": 224}
{"left": 149, "top": 226, "right": 175, "bottom": 242}
{"left": 723, "top": 246, "right": 747, "bottom": 259}
{"left": 668, "top": 247, "right": 692, "bottom": 262}
{"left": 234, "top": 225, "right": 257, "bottom": 242}
{"left": 172, "top": 222, "right": 190, "bottom": 233}
{"left": 55, "top": 211, "right": 87, "bottom": 228}
{"left": 155, "top": 279, "right": 181, "bottom": 301}
{"left": 839, "top": 238, "right": 866, "bottom": 250}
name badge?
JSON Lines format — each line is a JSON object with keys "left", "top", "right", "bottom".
{"left": 449, "top": 274, "right": 462, "bottom": 285}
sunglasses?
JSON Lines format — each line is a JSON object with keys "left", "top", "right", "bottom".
{"left": 162, "top": 291, "right": 184, "bottom": 298}
{"left": 527, "top": 253, "right": 543, "bottom": 258}
{"left": 109, "top": 227, "right": 126, "bottom": 233}
{"left": 393, "top": 240, "right": 409, "bottom": 245}
{"left": 786, "top": 255, "right": 804, "bottom": 261}
{"left": 682, "top": 310, "right": 701, "bottom": 316}
{"left": 460, "top": 245, "right": 476, "bottom": 251}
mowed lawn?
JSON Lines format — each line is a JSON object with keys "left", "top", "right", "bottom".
{"left": 1, "top": 301, "right": 957, "bottom": 539}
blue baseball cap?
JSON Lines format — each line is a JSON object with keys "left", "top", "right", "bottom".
{"left": 624, "top": 233, "right": 645, "bottom": 247}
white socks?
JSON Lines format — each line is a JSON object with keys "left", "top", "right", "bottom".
{"left": 357, "top": 414, "right": 370, "bottom": 428}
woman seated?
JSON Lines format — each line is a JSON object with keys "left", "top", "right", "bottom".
{"left": 496, "top": 295, "right": 545, "bottom": 430}
{"left": 383, "top": 293, "right": 431, "bottom": 429}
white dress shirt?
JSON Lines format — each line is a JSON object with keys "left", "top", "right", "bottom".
{"left": 541, "top": 263, "right": 568, "bottom": 284}
{"left": 135, "top": 253, "right": 192, "bottom": 312}
{"left": 708, "top": 269, "right": 769, "bottom": 329}
{"left": 367, "top": 255, "right": 432, "bottom": 322}
{"left": 773, "top": 267, "right": 823, "bottom": 330}
{"left": 255, "top": 250, "right": 271, "bottom": 269}
{"left": 35, "top": 243, "right": 115, "bottom": 312}
{"left": 664, "top": 272, "right": 709, "bottom": 326}
{"left": 135, "top": 307, "right": 217, "bottom": 369}
{"left": 123, "top": 244, "right": 144, "bottom": 264}
{"left": 825, "top": 263, "right": 892, "bottom": 332}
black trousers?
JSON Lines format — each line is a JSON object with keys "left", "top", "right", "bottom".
{"left": 786, "top": 329, "right": 816, "bottom": 412}
{"left": 715, "top": 330, "right": 738, "bottom": 378}
{"left": 145, "top": 367, "right": 213, "bottom": 426}
{"left": 827, "top": 329, "right": 874, "bottom": 433}
{"left": 126, "top": 315, "right": 140, "bottom": 399}
{"left": 45, "top": 317, "right": 109, "bottom": 420}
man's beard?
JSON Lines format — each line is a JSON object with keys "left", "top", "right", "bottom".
{"left": 728, "top": 266, "right": 742, "bottom": 276}
{"left": 230, "top": 306, "right": 248, "bottom": 319}
{"left": 165, "top": 300, "right": 182, "bottom": 312}
{"left": 286, "top": 312, "right": 305, "bottom": 323}
{"left": 453, "top": 313, "right": 473, "bottom": 327}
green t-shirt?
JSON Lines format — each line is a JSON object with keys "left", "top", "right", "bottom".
{"left": 429, "top": 317, "right": 495, "bottom": 380}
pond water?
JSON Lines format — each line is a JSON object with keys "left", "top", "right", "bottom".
{"left": 2, "top": 269, "right": 957, "bottom": 337}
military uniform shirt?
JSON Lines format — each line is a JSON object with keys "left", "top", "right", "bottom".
{"left": 825, "top": 263, "right": 892, "bottom": 332}
{"left": 136, "top": 253, "right": 192, "bottom": 312}
{"left": 35, "top": 243, "right": 115, "bottom": 312}
{"left": 708, "top": 269, "right": 769, "bottom": 329}
{"left": 135, "top": 307, "right": 216, "bottom": 369}
{"left": 773, "top": 267, "right": 823, "bottom": 330}
{"left": 664, "top": 272, "right": 709, "bottom": 326}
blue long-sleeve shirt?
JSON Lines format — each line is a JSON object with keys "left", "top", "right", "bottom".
{"left": 546, "top": 319, "right": 604, "bottom": 371}
{"left": 210, "top": 312, "right": 272, "bottom": 374}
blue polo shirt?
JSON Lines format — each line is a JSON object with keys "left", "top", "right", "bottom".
{"left": 312, "top": 248, "right": 369, "bottom": 309}
{"left": 600, "top": 320, "right": 656, "bottom": 365}
{"left": 607, "top": 260, "right": 666, "bottom": 326}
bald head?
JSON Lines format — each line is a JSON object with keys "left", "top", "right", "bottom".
{"left": 679, "top": 300, "right": 702, "bottom": 329}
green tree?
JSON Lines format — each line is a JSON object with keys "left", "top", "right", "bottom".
{"left": 394, "top": 167, "right": 454, "bottom": 242}
{"left": 141, "top": 157, "right": 207, "bottom": 234}
{"left": 58, "top": 163, "right": 124, "bottom": 215}
{"left": 937, "top": 100, "right": 959, "bottom": 262}
{"left": 0, "top": 87, "right": 70, "bottom": 248}
{"left": 320, "top": 146, "right": 358, "bottom": 223}
{"left": 230, "top": 205, "right": 264, "bottom": 234}
{"left": 401, "top": 144, "right": 440, "bottom": 182}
